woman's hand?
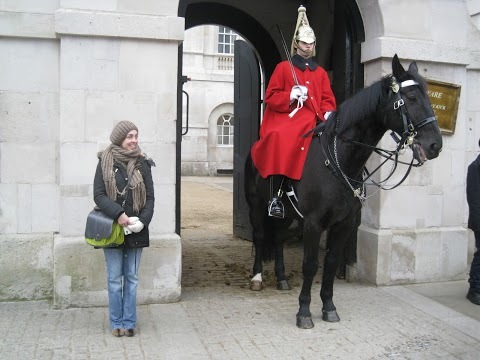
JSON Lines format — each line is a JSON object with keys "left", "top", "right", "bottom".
{"left": 117, "top": 212, "right": 130, "bottom": 226}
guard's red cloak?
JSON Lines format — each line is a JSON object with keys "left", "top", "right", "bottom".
{"left": 251, "top": 59, "right": 336, "bottom": 180}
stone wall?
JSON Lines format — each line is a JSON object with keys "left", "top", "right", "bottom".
{"left": 354, "top": 0, "right": 480, "bottom": 284}
{"left": 0, "top": 0, "right": 184, "bottom": 308}
{"left": 1, "top": 0, "right": 479, "bottom": 305}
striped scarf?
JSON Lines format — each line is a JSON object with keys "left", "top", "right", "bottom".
{"left": 99, "top": 144, "right": 146, "bottom": 214}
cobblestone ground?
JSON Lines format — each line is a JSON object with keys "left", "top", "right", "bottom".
{"left": 177, "top": 178, "right": 480, "bottom": 360}
{"left": 180, "top": 179, "right": 324, "bottom": 290}
{"left": 1, "top": 178, "right": 478, "bottom": 360}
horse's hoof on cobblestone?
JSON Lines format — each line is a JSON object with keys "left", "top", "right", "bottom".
{"left": 250, "top": 280, "right": 263, "bottom": 291}
{"left": 276, "top": 280, "right": 291, "bottom": 290}
{"left": 322, "top": 309, "right": 340, "bottom": 322}
{"left": 296, "top": 316, "right": 314, "bottom": 329}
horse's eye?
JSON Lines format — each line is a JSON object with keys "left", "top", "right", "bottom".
{"left": 406, "top": 93, "right": 417, "bottom": 101}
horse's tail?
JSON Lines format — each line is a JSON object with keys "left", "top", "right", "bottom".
{"left": 244, "top": 153, "right": 275, "bottom": 262}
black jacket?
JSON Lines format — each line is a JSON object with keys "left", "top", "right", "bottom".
{"left": 93, "top": 156, "right": 155, "bottom": 248}
{"left": 467, "top": 155, "right": 480, "bottom": 231}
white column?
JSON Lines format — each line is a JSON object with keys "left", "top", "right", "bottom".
{"left": 53, "top": 5, "right": 184, "bottom": 308}
{"left": 352, "top": 0, "right": 473, "bottom": 284}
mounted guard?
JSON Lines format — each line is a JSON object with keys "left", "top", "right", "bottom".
{"left": 250, "top": 5, "right": 336, "bottom": 218}
{"left": 245, "top": 50, "right": 443, "bottom": 328}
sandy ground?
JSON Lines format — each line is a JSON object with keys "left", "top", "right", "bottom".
{"left": 181, "top": 180, "right": 234, "bottom": 234}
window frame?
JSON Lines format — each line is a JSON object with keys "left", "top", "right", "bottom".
{"left": 216, "top": 113, "right": 234, "bottom": 147}
{"left": 217, "top": 26, "right": 238, "bottom": 55}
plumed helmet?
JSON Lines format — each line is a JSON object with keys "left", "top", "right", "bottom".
{"left": 291, "top": 5, "right": 316, "bottom": 56}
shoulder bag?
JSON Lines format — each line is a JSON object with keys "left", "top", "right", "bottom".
{"left": 85, "top": 206, "right": 125, "bottom": 247}
{"left": 85, "top": 176, "right": 132, "bottom": 247}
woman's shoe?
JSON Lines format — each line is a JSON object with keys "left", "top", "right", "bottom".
{"left": 111, "top": 328, "right": 124, "bottom": 337}
{"left": 124, "top": 329, "right": 135, "bottom": 337}
{"left": 466, "top": 291, "right": 480, "bottom": 305}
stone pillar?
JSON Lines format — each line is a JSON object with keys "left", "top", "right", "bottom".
{"left": 353, "top": 0, "right": 474, "bottom": 285}
{"left": 53, "top": 4, "right": 184, "bottom": 308}
{"left": 0, "top": 1, "right": 59, "bottom": 301}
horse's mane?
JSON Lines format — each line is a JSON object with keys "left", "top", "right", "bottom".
{"left": 330, "top": 76, "right": 392, "bottom": 134}
{"left": 330, "top": 68, "right": 427, "bottom": 135}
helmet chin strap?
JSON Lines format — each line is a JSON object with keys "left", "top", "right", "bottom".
{"left": 294, "top": 40, "right": 314, "bottom": 54}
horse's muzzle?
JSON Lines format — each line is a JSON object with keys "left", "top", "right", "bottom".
{"left": 412, "top": 143, "right": 427, "bottom": 164}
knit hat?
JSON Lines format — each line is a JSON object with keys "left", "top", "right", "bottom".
{"left": 110, "top": 121, "right": 138, "bottom": 146}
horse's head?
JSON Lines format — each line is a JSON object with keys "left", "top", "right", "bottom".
{"left": 387, "top": 54, "right": 443, "bottom": 163}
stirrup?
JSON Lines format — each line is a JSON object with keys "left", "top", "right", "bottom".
{"left": 268, "top": 197, "right": 284, "bottom": 218}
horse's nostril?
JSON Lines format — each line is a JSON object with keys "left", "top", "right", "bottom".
{"left": 431, "top": 143, "right": 441, "bottom": 152}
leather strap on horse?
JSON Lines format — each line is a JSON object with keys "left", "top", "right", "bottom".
{"left": 285, "top": 181, "right": 304, "bottom": 218}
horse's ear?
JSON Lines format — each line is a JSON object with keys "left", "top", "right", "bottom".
{"left": 408, "top": 61, "right": 418, "bottom": 73}
{"left": 392, "top": 54, "right": 405, "bottom": 77}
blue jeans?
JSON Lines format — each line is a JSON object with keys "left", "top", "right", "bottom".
{"left": 103, "top": 247, "right": 143, "bottom": 330}
{"left": 469, "top": 231, "right": 480, "bottom": 293}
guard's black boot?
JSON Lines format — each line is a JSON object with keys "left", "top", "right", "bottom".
{"left": 268, "top": 175, "right": 285, "bottom": 218}
{"left": 268, "top": 197, "right": 284, "bottom": 218}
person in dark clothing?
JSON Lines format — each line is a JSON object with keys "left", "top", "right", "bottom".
{"left": 94, "top": 120, "right": 155, "bottom": 336}
{"left": 466, "top": 139, "right": 480, "bottom": 305}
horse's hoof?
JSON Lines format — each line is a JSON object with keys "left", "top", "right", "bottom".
{"left": 296, "top": 316, "right": 314, "bottom": 329}
{"left": 322, "top": 309, "right": 340, "bottom": 322}
{"left": 250, "top": 280, "right": 263, "bottom": 291}
{"left": 276, "top": 280, "right": 291, "bottom": 290}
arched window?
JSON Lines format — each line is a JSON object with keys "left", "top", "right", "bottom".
{"left": 217, "top": 114, "right": 234, "bottom": 146}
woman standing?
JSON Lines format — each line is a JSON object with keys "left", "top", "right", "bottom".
{"left": 93, "top": 120, "right": 155, "bottom": 337}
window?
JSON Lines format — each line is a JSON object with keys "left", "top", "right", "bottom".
{"left": 217, "top": 26, "right": 237, "bottom": 54}
{"left": 217, "top": 114, "right": 234, "bottom": 146}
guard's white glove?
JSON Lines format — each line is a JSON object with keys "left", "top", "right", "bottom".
{"left": 127, "top": 220, "right": 144, "bottom": 233}
{"left": 290, "top": 86, "right": 303, "bottom": 101}
{"left": 324, "top": 111, "right": 332, "bottom": 120}
{"left": 290, "top": 85, "right": 308, "bottom": 102}
{"left": 298, "top": 85, "right": 308, "bottom": 97}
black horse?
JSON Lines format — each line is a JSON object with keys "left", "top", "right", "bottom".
{"left": 244, "top": 55, "right": 443, "bottom": 329}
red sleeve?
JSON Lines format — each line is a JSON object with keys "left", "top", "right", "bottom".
{"left": 264, "top": 62, "right": 294, "bottom": 113}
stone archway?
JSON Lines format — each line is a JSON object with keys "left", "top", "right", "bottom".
{"left": 176, "top": 0, "right": 366, "bottom": 236}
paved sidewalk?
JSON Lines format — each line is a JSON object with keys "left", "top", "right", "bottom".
{"left": 1, "top": 282, "right": 479, "bottom": 359}
{"left": 1, "top": 176, "right": 479, "bottom": 359}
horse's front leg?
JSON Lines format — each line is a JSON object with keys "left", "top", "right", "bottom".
{"left": 320, "top": 218, "right": 356, "bottom": 322}
{"left": 296, "top": 224, "right": 322, "bottom": 329}
{"left": 320, "top": 245, "right": 341, "bottom": 322}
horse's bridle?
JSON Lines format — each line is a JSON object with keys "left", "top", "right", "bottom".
{"left": 321, "top": 76, "right": 438, "bottom": 202}
{"left": 390, "top": 77, "right": 438, "bottom": 153}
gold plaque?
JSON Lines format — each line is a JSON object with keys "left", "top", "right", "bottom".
{"left": 426, "top": 79, "right": 461, "bottom": 135}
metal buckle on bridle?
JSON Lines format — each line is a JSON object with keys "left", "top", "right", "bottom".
{"left": 406, "top": 133, "right": 415, "bottom": 146}
{"left": 393, "top": 98, "right": 404, "bottom": 110}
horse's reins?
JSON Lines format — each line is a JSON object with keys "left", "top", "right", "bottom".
{"left": 318, "top": 76, "right": 438, "bottom": 202}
